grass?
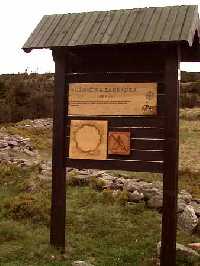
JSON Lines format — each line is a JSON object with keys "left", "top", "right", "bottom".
{"left": 0, "top": 109, "right": 200, "bottom": 265}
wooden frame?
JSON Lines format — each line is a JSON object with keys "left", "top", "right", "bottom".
{"left": 51, "top": 43, "right": 181, "bottom": 265}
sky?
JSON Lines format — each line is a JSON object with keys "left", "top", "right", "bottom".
{"left": 1, "top": 0, "right": 200, "bottom": 74}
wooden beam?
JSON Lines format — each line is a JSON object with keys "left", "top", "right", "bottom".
{"left": 181, "top": 45, "right": 200, "bottom": 62}
{"left": 160, "top": 46, "right": 180, "bottom": 266}
{"left": 50, "top": 48, "right": 67, "bottom": 251}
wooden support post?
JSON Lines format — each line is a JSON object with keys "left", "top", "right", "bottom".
{"left": 160, "top": 46, "right": 180, "bottom": 266}
{"left": 50, "top": 48, "right": 67, "bottom": 251}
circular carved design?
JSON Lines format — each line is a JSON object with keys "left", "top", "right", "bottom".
{"left": 74, "top": 124, "right": 101, "bottom": 153}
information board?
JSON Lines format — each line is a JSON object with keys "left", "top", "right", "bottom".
{"left": 68, "top": 83, "right": 157, "bottom": 116}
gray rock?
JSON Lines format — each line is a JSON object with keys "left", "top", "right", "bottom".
{"left": 8, "top": 140, "right": 18, "bottom": 147}
{"left": 23, "top": 149, "right": 35, "bottom": 156}
{"left": 128, "top": 191, "right": 144, "bottom": 202}
{"left": 178, "top": 205, "right": 198, "bottom": 233}
{"left": 177, "top": 199, "right": 187, "bottom": 213}
{"left": 157, "top": 241, "right": 199, "bottom": 258}
{"left": 0, "top": 141, "right": 8, "bottom": 148}
{"left": 191, "top": 201, "right": 200, "bottom": 217}
{"left": 143, "top": 187, "right": 160, "bottom": 200}
{"left": 178, "top": 190, "right": 192, "bottom": 204}
{"left": 146, "top": 193, "right": 163, "bottom": 210}
{"left": 72, "top": 261, "right": 94, "bottom": 266}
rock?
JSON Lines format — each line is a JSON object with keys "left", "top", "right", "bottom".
{"left": 8, "top": 140, "right": 18, "bottom": 147}
{"left": 194, "top": 219, "right": 200, "bottom": 235}
{"left": 72, "top": 261, "right": 94, "bottom": 266}
{"left": 23, "top": 149, "right": 35, "bottom": 156}
{"left": 128, "top": 191, "right": 144, "bottom": 202}
{"left": 0, "top": 141, "right": 8, "bottom": 148}
{"left": 177, "top": 199, "right": 187, "bottom": 213}
{"left": 143, "top": 187, "right": 160, "bottom": 200}
{"left": 191, "top": 201, "right": 200, "bottom": 217}
{"left": 146, "top": 193, "right": 163, "bottom": 210}
{"left": 178, "top": 190, "right": 192, "bottom": 204}
{"left": 178, "top": 205, "right": 198, "bottom": 233}
{"left": 157, "top": 241, "right": 199, "bottom": 258}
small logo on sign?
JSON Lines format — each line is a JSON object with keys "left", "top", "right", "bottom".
{"left": 108, "top": 132, "right": 131, "bottom": 155}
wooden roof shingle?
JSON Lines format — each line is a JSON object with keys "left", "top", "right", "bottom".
{"left": 23, "top": 5, "right": 200, "bottom": 51}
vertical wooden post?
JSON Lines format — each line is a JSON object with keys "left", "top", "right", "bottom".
{"left": 50, "top": 48, "right": 67, "bottom": 251}
{"left": 160, "top": 46, "right": 180, "bottom": 266}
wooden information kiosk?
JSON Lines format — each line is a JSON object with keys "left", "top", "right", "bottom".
{"left": 23, "top": 5, "right": 200, "bottom": 265}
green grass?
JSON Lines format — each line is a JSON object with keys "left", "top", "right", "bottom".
{"left": 0, "top": 109, "right": 200, "bottom": 265}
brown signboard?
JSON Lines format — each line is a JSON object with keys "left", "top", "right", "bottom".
{"left": 108, "top": 131, "right": 131, "bottom": 155}
{"left": 68, "top": 83, "right": 157, "bottom": 116}
{"left": 69, "top": 120, "right": 108, "bottom": 160}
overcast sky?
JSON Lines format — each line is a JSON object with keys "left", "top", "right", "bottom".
{"left": 1, "top": 0, "right": 200, "bottom": 74}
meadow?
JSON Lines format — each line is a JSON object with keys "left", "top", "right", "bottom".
{"left": 0, "top": 108, "right": 200, "bottom": 265}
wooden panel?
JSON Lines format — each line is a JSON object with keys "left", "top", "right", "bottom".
{"left": 170, "top": 5, "right": 188, "bottom": 40}
{"left": 67, "top": 126, "right": 165, "bottom": 139}
{"left": 66, "top": 158, "right": 163, "bottom": 173}
{"left": 143, "top": 7, "right": 163, "bottom": 42}
{"left": 109, "top": 150, "right": 164, "bottom": 161}
{"left": 109, "top": 10, "right": 132, "bottom": 43}
{"left": 23, "top": 15, "right": 49, "bottom": 48}
{"left": 101, "top": 10, "right": 122, "bottom": 44}
{"left": 68, "top": 83, "right": 157, "bottom": 116}
{"left": 78, "top": 12, "right": 100, "bottom": 45}
{"left": 67, "top": 116, "right": 165, "bottom": 128}
{"left": 160, "top": 6, "right": 179, "bottom": 41}
{"left": 152, "top": 7, "right": 171, "bottom": 42}
{"left": 86, "top": 12, "right": 107, "bottom": 44}
{"left": 133, "top": 139, "right": 164, "bottom": 150}
{"left": 68, "top": 13, "right": 93, "bottom": 46}
{"left": 135, "top": 8, "right": 155, "bottom": 42}
{"left": 66, "top": 72, "right": 164, "bottom": 83}
{"left": 59, "top": 13, "right": 84, "bottom": 46}
{"left": 32, "top": 15, "right": 57, "bottom": 47}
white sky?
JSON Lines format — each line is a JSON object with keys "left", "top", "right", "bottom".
{"left": 1, "top": 0, "right": 200, "bottom": 74}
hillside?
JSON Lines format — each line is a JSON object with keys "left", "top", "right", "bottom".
{"left": 0, "top": 71, "right": 200, "bottom": 123}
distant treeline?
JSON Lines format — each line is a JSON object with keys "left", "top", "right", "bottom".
{"left": 0, "top": 71, "right": 199, "bottom": 123}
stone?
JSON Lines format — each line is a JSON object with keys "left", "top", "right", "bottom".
{"left": 143, "top": 187, "right": 160, "bottom": 200}
{"left": 178, "top": 205, "right": 198, "bottom": 233}
{"left": 128, "top": 191, "right": 144, "bottom": 202}
{"left": 177, "top": 199, "right": 187, "bottom": 213}
{"left": 191, "top": 201, "right": 200, "bottom": 217}
{"left": 157, "top": 241, "right": 199, "bottom": 258}
{"left": 7, "top": 140, "right": 18, "bottom": 147}
{"left": 72, "top": 261, "right": 94, "bottom": 266}
{"left": 178, "top": 190, "right": 192, "bottom": 204}
{"left": 188, "top": 243, "right": 200, "bottom": 250}
{"left": 23, "top": 149, "right": 35, "bottom": 156}
{"left": 0, "top": 141, "right": 8, "bottom": 148}
{"left": 146, "top": 193, "right": 163, "bottom": 210}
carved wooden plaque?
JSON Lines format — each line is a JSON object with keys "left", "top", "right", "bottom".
{"left": 68, "top": 83, "right": 157, "bottom": 116}
{"left": 108, "top": 132, "right": 131, "bottom": 155}
{"left": 69, "top": 120, "right": 108, "bottom": 160}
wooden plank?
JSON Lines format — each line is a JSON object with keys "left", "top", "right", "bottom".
{"left": 47, "top": 15, "right": 70, "bottom": 46}
{"left": 66, "top": 158, "right": 164, "bottom": 173}
{"left": 68, "top": 12, "right": 93, "bottom": 46}
{"left": 143, "top": 7, "right": 163, "bottom": 42}
{"left": 160, "top": 6, "right": 179, "bottom": 41}
{"left": 59, "top": 13, "right": 84, "bottom": 46}
{"left": 23, "top": 15, "right": 49, "bottom": 48}
{"left": 67, "top": 116, "right": 165, "bottom": 128}
{"left": 180, "top": 6, "right": 196, "bottom": 40}
{"left": 31, "top": 15, "right": 57, "bottom": 47}
{"left": 110, "top": 127, "right": 165, "bottom": 138}
{"left": 126, "top": 8, "right": 147, "bottom": 43}
{"left": 160, "top": 47, "right": 180, "bottom": 266}
{"left": 50, "top": 49, "right": 67, "bottom": 251}
{"left": 66, "top": 72, "right": 164, "bottom": 83}
{"left": 78, "top": 12, "right": 100, "bottom": 45}
{"left": 40, "top": 15, "right": 64, "bottom": 47}
{"left": 109, "top": 10, "right": 131, "bottom": 43}
{"left": 152, "top": 7, "right": 171, "bottom": 42}
{"left": 101, "top": 10, "right": 122, "bottom": 44}
{"left": 170, "top": 6, "right": 188, "bottom": 40}
{"left": 135, "top": 8, "right": 155, "bottom": 42}
{"left": 86, "top": 12, "right": 107, "bottom": 44}
{"left": 133, "top": 139, "right": 164, "bottom": 150}
{"left": 93, "top": 11, "right": 114, "bottom": 43}
{"left": 108, "top": 150, "right": 164, "bottom": 161}
{"left": 117, "top": 9, "right": 138, "bottom": 43}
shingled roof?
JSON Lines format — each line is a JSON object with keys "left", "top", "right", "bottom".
{"left": 23, "top": 5, "right": 200, "bottom": 51}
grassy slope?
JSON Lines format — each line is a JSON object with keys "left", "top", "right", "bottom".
{"left": 0, "top": 110, "right": 200, "bottom": 266}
